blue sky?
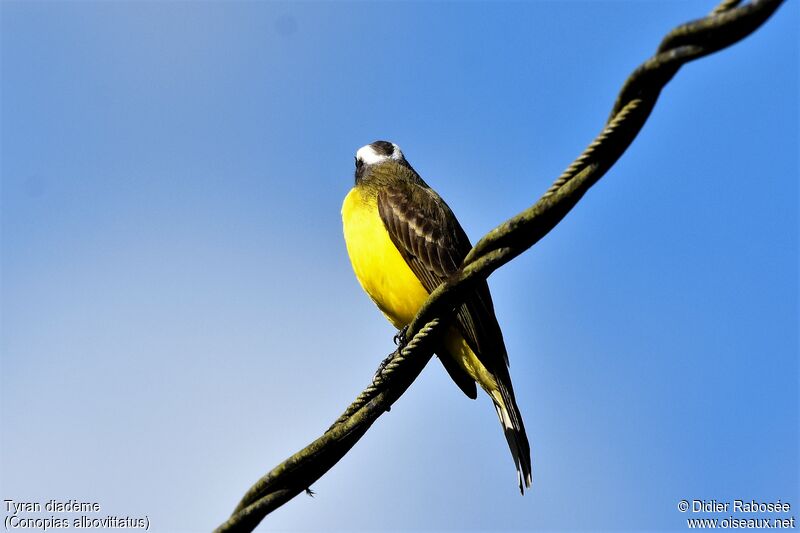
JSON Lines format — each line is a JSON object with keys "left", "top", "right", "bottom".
{"left": 1, "top": 1, "right": 797, "bottom": 531}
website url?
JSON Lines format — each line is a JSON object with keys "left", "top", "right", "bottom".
{"left": 688, "top": 517, "right": 796, "bottom": 529}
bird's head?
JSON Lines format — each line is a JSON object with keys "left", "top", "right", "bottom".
{"left": 354, "top": 140, "right": 410, "bottom": 184}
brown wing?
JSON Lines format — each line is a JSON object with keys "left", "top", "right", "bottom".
{"left": 377, "top": 183, "right": 510, "bottom": 394}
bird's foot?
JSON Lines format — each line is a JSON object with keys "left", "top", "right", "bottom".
{"left": 375, "top": 352, "right": 395, "bottom": 379}
{"left": 305, "top": 487, "right": 315, "bottom": 497}
{"left": 393, "top": 325, "right": 409, "bottom": 349}
{"left": 373, "top": 326, "right": 408, "bottom": 382}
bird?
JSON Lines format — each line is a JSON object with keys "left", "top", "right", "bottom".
{"left": 341, "top": 140, "right": 532, "bottom": 493}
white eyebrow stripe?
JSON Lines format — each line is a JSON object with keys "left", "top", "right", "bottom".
{"left": 356, "top": 142, "right": 405, "bottom": 165}
{"left": 356, "top": 145, "right": 388, "bottom": 165}
{"left": 390, "top": 143, "right": 404, "bottom": 160}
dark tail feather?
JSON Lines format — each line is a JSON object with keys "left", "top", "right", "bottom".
{"left": 492, "top": 385, "right": 532, "bottom": 494}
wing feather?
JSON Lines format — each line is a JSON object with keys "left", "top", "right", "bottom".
{"left": 377, "top": 184, "right": 509, "bottom": 373}
{"left": 376, "top": 178, "right": 531, "bottom": 489}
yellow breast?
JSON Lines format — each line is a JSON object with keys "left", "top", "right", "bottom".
{"left": 341, "top": 185, "right": 499, "bottom": 393}
{"left": 341, "top": 186, "right": 430, "bottom": 329}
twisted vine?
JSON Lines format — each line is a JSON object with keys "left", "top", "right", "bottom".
{"left": 215, "top": 1, "right": 784, "bottom": 531}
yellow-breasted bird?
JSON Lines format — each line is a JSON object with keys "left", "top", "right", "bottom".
{"left": 341, "top": 140, "right": 532, "bottom": 493}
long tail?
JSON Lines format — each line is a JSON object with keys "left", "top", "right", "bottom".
{"left": 491, "top": 387, "right": 532, "bottom": 494}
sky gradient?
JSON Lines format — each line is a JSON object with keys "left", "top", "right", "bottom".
{"left": 2, "top": 1, "right": 797, "bottom": 532}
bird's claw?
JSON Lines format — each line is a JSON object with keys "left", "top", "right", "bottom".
{"left": 393, "top": 326, "right": 409, "bottom": 349}
{"left": 374, "top": 327, "right": 408, "bottom": 381}
{"left": 374, "top": 352, "right": 394, "bottom": 379}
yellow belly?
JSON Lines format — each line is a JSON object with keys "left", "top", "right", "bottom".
{"left": 341, "top": 187, "right": 428, "bottom": 328}
{"left": 342, "top": 186, "right": 498, "bottom": 392}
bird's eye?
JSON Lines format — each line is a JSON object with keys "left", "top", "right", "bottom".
{"left": 355, "top": 157, "right": 363, "bottom": 169}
